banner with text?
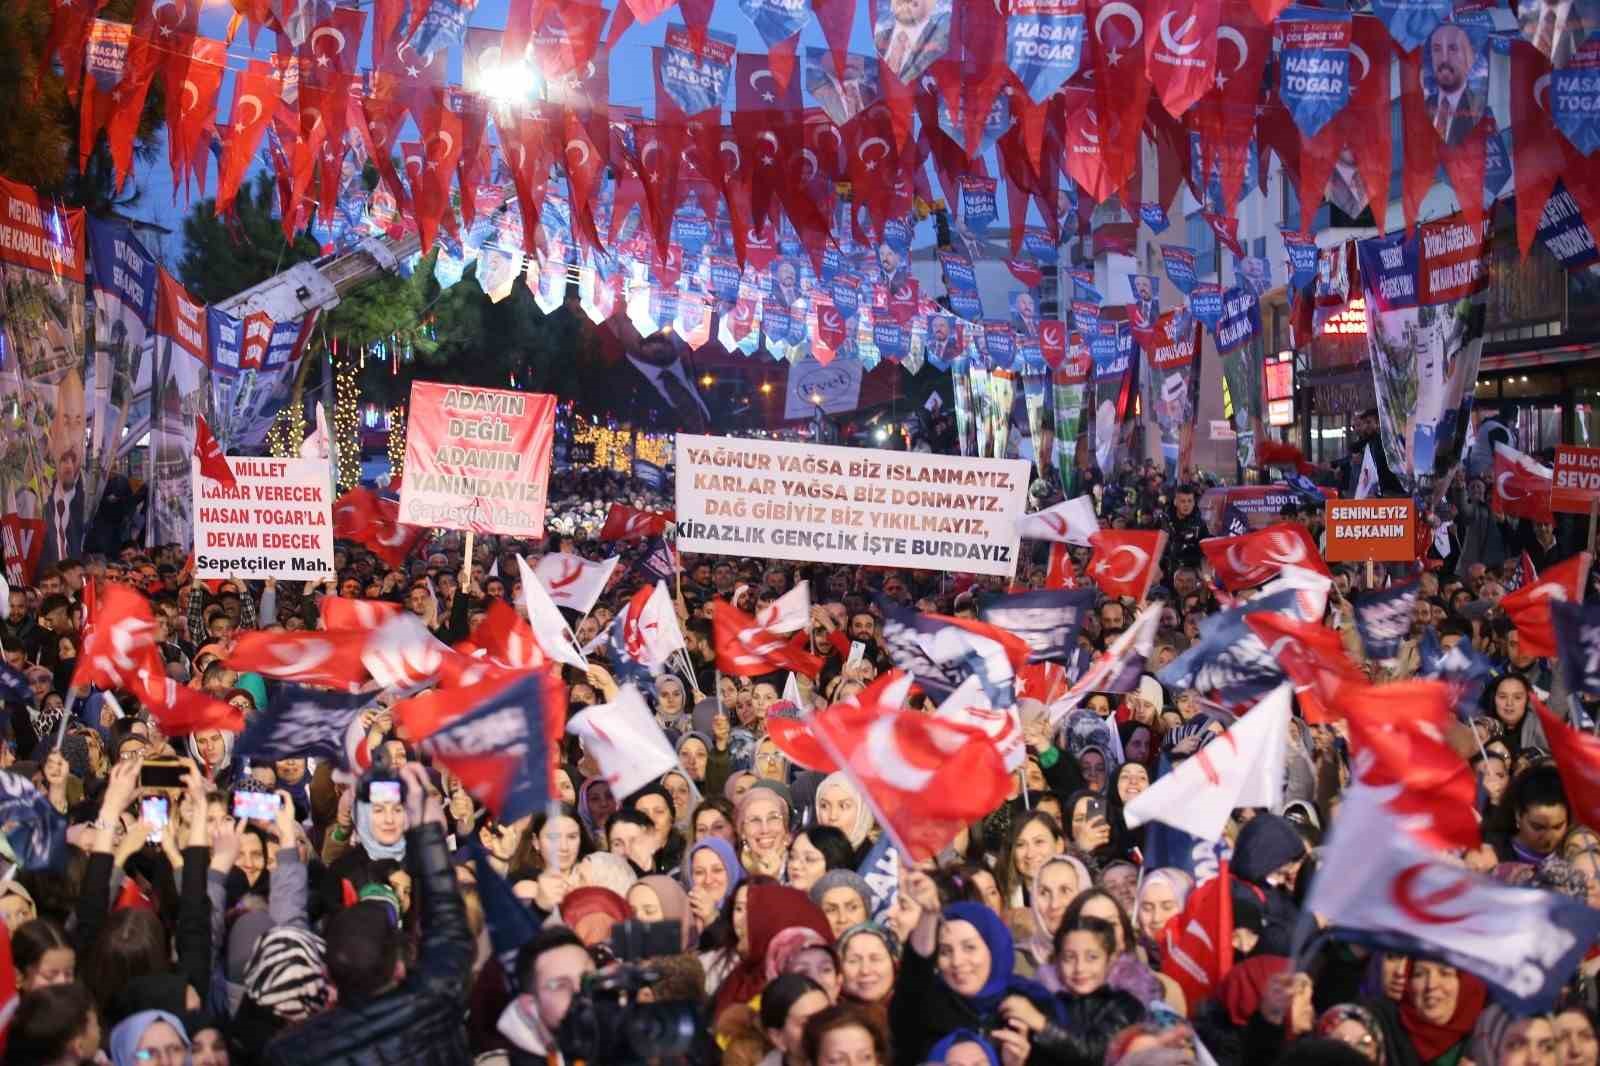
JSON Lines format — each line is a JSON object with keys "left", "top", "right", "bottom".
{"left": 1552, "top": 446, "right": 1600, "bottom": 515}
{"left": 1324, "top": 499, "right": 1416, "bottom": 562}
{"left": 399, "top": 382, "right": 557, "bottom": 535}
{"left": 193, "top": 457, "right": 335, "bottom": 579}
{"left": 674, "top": 435, "right": 1031, "bottom": 577}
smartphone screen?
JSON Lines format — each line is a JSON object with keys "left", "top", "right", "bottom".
{"left": 232, "top": 791, "right": 281, "bottom": 822}
{"left": 370, "top": 780, "right": 402, "bottom": 805}
{"left": 141, "top": 796, "right": 169, "bottom": 843}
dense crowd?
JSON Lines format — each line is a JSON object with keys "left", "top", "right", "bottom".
{"left": 2, "top": 456, "right": 1599, "bottom": 1066}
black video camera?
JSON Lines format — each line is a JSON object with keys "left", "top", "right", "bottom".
{"left": 555, "top": 919, "right": 700, "bottom": 1065}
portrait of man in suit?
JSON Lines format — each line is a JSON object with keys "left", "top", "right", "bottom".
{"left": 772, "top": 259, "right": 803, "bottom": 308}
{"left": 926, "top": 314, "right": 956, "bottom": 363}
{"left": 1423, "top": 23, "right": 1487, "bottom": 146}
{"left": 621, "top": 331, "right": 712, "bottom": 433}
{"left": 1519, "top": 0, "right": 1595, "bottom": 68}
{"left": 873, "top": 0, "right": 952, "bottom": 84}
{"left": 1130, "top": 275, "right": 1160, "bottom": 330}
{"left": 1325, "top": 146, "right": 1370, "bottom": 218}
{"left": 41, "top": 367, "right": 87, "bottom": 569}
{"left": 1011, "top": 292, "right": 1040, "bottom": 338}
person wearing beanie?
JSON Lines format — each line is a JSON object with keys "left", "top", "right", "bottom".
{"left": 808, "top": 869, "right": 873, "bottom": 937}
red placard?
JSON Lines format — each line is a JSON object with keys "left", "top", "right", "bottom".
{"left": 398, "top": 381, "right": 557, "bottom": 535}
{"left": 1324, "top": 499, "right": 1416, "bottom": 562}
{"left": 1551, "top": 445, "right": 1600, "bottom": 515}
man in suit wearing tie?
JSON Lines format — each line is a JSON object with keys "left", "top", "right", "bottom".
{"left": 1425, "top": 23, "right": 1487, "bottom": 146}
{"left": 621, "top": 331, "right": 713, "bottom": 433}
{"left": 40, "top": 368, "right": 87, "bottom": 570}
{"left": 873, "top": 0, "right": 952, "bottom": 84}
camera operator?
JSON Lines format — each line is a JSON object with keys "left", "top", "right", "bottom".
{"left": 487, "top": 927, "right": 596, "bottom": 1066}
{"left": 263, "top": 763, "right": 473, "bottom": 1066}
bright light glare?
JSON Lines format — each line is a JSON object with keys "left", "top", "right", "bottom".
{"left": 874, "top": 427, "right": 889, "bottom": 442}
{"left": 480, "top": 61, "right": 540, "bottom": 104}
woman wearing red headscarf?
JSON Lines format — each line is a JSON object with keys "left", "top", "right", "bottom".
{"left": 712, "top": 882, "right": 833, "bottom": 1015}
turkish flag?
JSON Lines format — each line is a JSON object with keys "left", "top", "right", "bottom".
{"left": 1086, "top": 530, "right": 1167, "bottom": 601}
{"left": 808, "top": 686, "right": 1012, "bottom": 860}
{"left": 1160, "top": 862, "right": 1235, "bottom": 1008}
{"left": 1491, "top": 443, "right": 1554, "bottom": 524}
{"left": 1201, "top": 523, "right": 1330, "bottom": 593}
{"left": 1339, "top": 679, "right": 1481, "bottom": 852}
{"left": 72, "top": 585, "right": 160, "bottom": 692}
{"left": 217, "top": 61, "right": 281, "bottom": 217}
{"left": 598, "top": 503, "right": 673, "bottom": 541}
{"left": 1242, "top": 613, "right": 1361, "bottom": 724}
{"left": 319, "top": 596, "right": 405, "bottom": 632}
{"left": 461, "top": 599, "right": 547, "bottom": 671}
{"left": 227, "top": 629, "right": 373, "bottom": 691}
{"left": 192, "top": 415, "right": 237, "bottom": 491}
{"left": 138, "top": 677, "right": 246, "bottom": 737}
{"left": 332, "top": 488, "right": 425, "bottom": 569}
{"left": 767, "top": 671, "right": 915, "bottom": 773}
{"left": 1535, "top": 695, "right": 1600, "bottom": 835}
{"left": 1501, "top": 552, "right": 1593, "bottom": 659}
{"left": 712, "top": 600, "right": 826, "bottom": 678}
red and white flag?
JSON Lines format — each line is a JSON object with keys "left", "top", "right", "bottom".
{"left": 598, "top": 503, "right": 674, "bottom": 541}
{"left": 1501, "top": 552, "right": 1592, "bottom": 659}
{"left": 1122, "top": 684, "right": 1292, "bottom": 841}
{"left": 72, "top": 585, "right": 159, "bottom": 692}
{"left": 1242, "top": 613, "right": 1361, "bottom": 724}
{"left": 332, "top": 488, "right": 425, "bottom": 569}
{"left": 712, "top": 599, "right": 825, "bottom": 678}
{"left": 1492, "top": 442, "right": 1554, "bottom": 524}
{"left": 613, "top": 581, "right": 688, "bottom": 674}
{"left": 1016, "top": 495, "right": 1099, "bottom": 546}
{"left": 1201, "top": 522, "right": 1330, "bottom": 593}
{"left": 1160, "top": 859, "right": 1235, "bottom": 1009}
{"left": 753, "top": 579, "right": 813, "bottom": 634}
{"left": 1048, "top": 604, "right": 1163, "bottom": 724}
{"left": 932, "top": 674, "right": 1025, "bottom": 771}
{"left": 192, "top": 414, "right": 237, "bottom": 491}
{"left": 227, "top": 629, "right": 374, "bottom": 691}
{"left": 808, "top": 684, "right": 1012, "bottom": 861}
{"left": 516, "top": 554, "right": 590, "bottom": 670}
{"left": 533, "top": 552, "right": 620, "bottom": 616}
{"left": 462, "top": 598, "right": 545, "bottom": 670}
{"left": 767, "top": 671, "right": 915, "bottom": 774}
{"left": 319, "top": 596, "right": 405, "bottom": 631}
{"left": 361, "top": 611, "right": 461, "bottom": 689}
{"left": 566, "top": 684, "right": 681, "bottom": 797}
{"left": 1086, "top": 530, "right": 1166, "bottom": 601}
{"left": 1535, "top": 696, "right": 1600, "bottom": 834}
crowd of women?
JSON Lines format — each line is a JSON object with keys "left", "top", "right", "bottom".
{"left": 0, "top": 465, "right": 1597, "bottom": 1066}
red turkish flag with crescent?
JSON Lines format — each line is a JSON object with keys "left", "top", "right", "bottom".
{"left": 217, "top": 61, "right": 281, "bottom": 216}
{"left": 228, "top": 629, "right": 374, "bottom": 691}
{"left": 1510, "top": 40, "right": 1600, "bottom": 261}
{"left": 1201, "top": 522, "right": 1331, "bottom": 592}
{"left": 712, "top": 600, "right": 827, "bottom": 678}
{"left": 168, "top": 37, "right": 226, "bottom": 200}
{"left": 45, "top": 0, "right": 110, "bottom": 103}
{"left": 494, "top": 106, "right": 553, "bottom": 254}
{"left": 72, "top": 584, "right": 159, "bottom": 693}
{"left": 1086, "top": 530, "right": 1167, "bottom": 601}
{"left": 1299, "top": 15, "right": 1393, "bottom": 234}
{"left": 192, "top": 415, "right": 237, "bottom": 491}
{"left": 1187, "top": 0, "right": 1272, "bottom": 211}
{"left": 332, "top": 487, "right": 426, "bottom": 569}
{"left": 1242, "top": 613, "right": 1362, "bottom": 724}
{"left": 598, "top": 503, "right": 673, "bottom": 541}
{"left": 1535, "top": 696, "right": 1600, "bottom": 837}
{"left": 808, "top": 675, "right": 1012, "bottom": 860}
{"left": 1501, "top": 552, "right": 1592, "bottom": 659}
{"left": 1492, "top": 443, "right": 1554, "bottom": 524}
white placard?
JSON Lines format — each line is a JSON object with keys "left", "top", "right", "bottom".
{"left": 193, "top": 457, "right": 336, "bottom": 579}
{"left": 674, "top": 435, "right": 1030, "bottom": 577}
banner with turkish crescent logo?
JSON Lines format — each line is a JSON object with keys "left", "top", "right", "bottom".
{"left": 1144, "top": 0, "right": 1220, "bottom": 117}
{"left": 1201, "top": 521, "right": 1331, "bottom": 590}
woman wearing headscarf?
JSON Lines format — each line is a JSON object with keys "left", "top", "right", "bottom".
{"left": 576, "top": 777, "right": 617, "bottom": 840}
{"left": 712, "top": 882, "right": 834, "bottom": 1015}
{"left": 837, "top": 924, "right": 899, "bottom": 1011}
{"left": 736, "top": 783, "right": 791, "bottom": 879}
{"left": 888, "top": 869, "right": 1061, "bottom": 1066}
{"left": 814, "top": 772, "right": 875, "bottom": 862}
{"left": 653, "top": 674, "right": 691, "bottom": 735}
{"left": 322, "top": 773, "right": 410, "bottom": 915}
{"left": 1024, "top": 854, "right": 1091, "bottom": 972}
{"left": 927, "top": 1029, "right": 1002, "bottom": 1066}
{"left": 1133, "top": 868, "right": 1192, "bottom": 954}
{"left": 230, "top": 926, "right": 330, "bottom": 1065}
{"left": 626, "top": 874, "right": 694, "bottom": 950}
{"left": 684, "top": 836, "right": 746, "bottom": 941}
{"left": 109, "top": 1010, "right": 190, "bottom": 1066}
{"left": 1317, "top": 1003, "right": 1390, "bottom": 1064}
{"left": 187, "top": 728, "right": 236, "bottom": 786}
{"left": 1365, "top": 960, "right": 1488, "bottom": 1066}
{"left": 1467, "top": 1004, "right": 1556, "bottom": 1066}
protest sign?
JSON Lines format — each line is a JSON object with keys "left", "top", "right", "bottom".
{"left": 785, "top": 355, "right": 864, "bottom": 419}
{"left": 1551, "top": 446, "right": 1600, "bottom": 515}
{"left": 399, "top": 382, "right": 557, "bottom": 535}
{"left": 1324, "top": 499, "right": 1416, "bottom": 562}
{"left": 674, "top": 435, "right": 1031, "bottom": 577}
{"left": 193, "top": 458, "right": 334, "bottom": 579}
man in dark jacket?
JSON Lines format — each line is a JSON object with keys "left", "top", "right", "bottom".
{"left": 265, "top": 763, "right": 473, "bottom": 1066}
{"left": 1160, "top": 483, "right": 1210, "bottom": 575}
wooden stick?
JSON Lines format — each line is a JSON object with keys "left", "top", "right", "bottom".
{"left": 460, "top": 530, "right": 475, "bottom": 587}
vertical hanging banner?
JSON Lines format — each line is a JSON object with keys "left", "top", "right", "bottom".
{"left": 1145, "top": 0, "right": 1221, "bottom": 117}
{"left": 193, "top": 457, "right": 335, "bottom": 579}
{"left": 147, "top": 270, "right": 211, "bottom": 550}
{"left": 208, "top": 309, "right": 316, "bottom": 451}
{"left": 0, "top": 177, "right": 88, "bottom": 573}
{"left": 871, "top": 0, "right": 953, "bottom": 85}
{"left": 1214, "top": 286, "right": 1261, "bottom": 354}
{"left": 1145, "top": 309, "right": 1202, "bottom": 477}
{"left": 399, "top": 381, "right": 557, "bottom": 535}
{"left": 1052, "top": 340, "right": 1092, "bottom": 484}
{"left": 960, "top": 175, "right": 999, "bottom": 234}
{"left": 658, "top": 23, "right": 738, "bottom": 115}
{"left": 1161, "top": 244, "right": 1198, "bottom": 295}
{"left": 1358, "top": 216, "right": 1488, "bottom": 500}
{"left": 1552, "top": 40, "right": 1600, "bottom": 156}
{"left": 1091, "top": 321, "right": 1135, "bottom": 476}
{"left": 1277, "top": 7, "right": 1352, "bottom": 137}
{"left": 85, "top": 217, "right": 156, "bottom": 510}
{"left": 1008, "top": 0, "right": 1087, "bottom": 103}
{"left": 1369, "top": 0, "right": 1451, "bottom": 53}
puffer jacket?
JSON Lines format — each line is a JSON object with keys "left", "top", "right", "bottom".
{"left": 262, "top": 822, "right": 474, "bottom": 1066}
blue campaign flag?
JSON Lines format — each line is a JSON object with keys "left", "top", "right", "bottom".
{"left": 0, "top": 772, "right": 66, "bottom": 870}
{"left": 1008, "top": 0, "right": 1087, "bottom": 102}
{"left": 1189, "top": 283, "right": 1224, "bottom": 328}
{"left": 236, "top": 685, "right": 375, "bottom": 767}
{"left": 0, "top": 662, "right": 33, "bottom": 706}
{"left": 979, "top": 588, "right": 1096, "bottom": 664}
{"left": 1277, "top": 7, "right": 1352, "bottom": 137}
{"left": 874, "top": 320, "right": 909, "bottom": 362}
{"left": 1282, "top": 228, "right": 1320, "bottom": 292}
{"left": 659, "top": 24, "right": 738, "bottom": 115}
{"left": 876, "top": 598, "right": 1024, "bottom": 706}
{"left": 1158, "top": 590, "right": 1300, "bottom": 706}
{"left": 961, "top": 176, "right": 999, "bottom": 233}
{"left": 1161, "top": 244, "right": 1198, "bottom": 295}
{"left": 1222, "top": 504, "right": 1251, "bottom": 536}
{"left": 1552, "top": 601, "right": 1600, "bottom": 700}
{"left": 1368, "top": 0, "right": 1451, "bottom": 53}
{"left": 469, "top": 840, "right": 544, "bottom": 982}
{"left": 1356, "top": 231, "right": 1421, "bottom": 312}
{"left": 1023, "top": 228, "right": 1059, "bottom": 267}
{"left": 857, "top": 834, "right": 900, "bottom": 921}
{"left": 1213, "top": 287, "right": 1260, "bottom": 354}
{"left": 410, "top": 0, "right": 471, "bottom": 61}
{"left": 738, "top": 0, "right": 810, "bottom": 52}
{"left": 1140, "top": 202, "right": 1170, "bottom": 234}
{"left": 1354, "top": 579, "right": 1419, "bottom": 662}
{"left": 1071, "top": 299, "right": 1101, "bottom": 337}
{"left": 1069, "top": 268, "right": 1101, "bottom": 304}
{"left": 1417, "top": 625, "right": 1495, "bottom": 712}
{"left": 632, "top": 458, "right": 665, "bottom": 491}
{"left": 983, "top": 321, "right": 1015, "bottom": 369}
{"left": 1536, "top": 184, "right": 1600, "bottom": 271}
{"left": 1552, "top": 48, "right": 1600, "bottom": 157}
{"left": 1483, "top": 128, "right": 1512, "bottom": 206}
{"left": 419, "top": 671, "right": 556, "bottom": 823}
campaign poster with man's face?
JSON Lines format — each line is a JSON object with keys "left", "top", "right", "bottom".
{"left": 1421, "top": 20, "right": 1489, "bottom": 146}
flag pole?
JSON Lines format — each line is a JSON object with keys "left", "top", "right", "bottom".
{"left": 53, "top": 691, "right": 80, "bottom": 751}
{"left": 461, "top": 530, "right": 475, "bottom": 588}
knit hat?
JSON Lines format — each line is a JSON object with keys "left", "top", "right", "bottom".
{"left": 1232, "top": 813, "right": 1307, "bottom": 884}
{"left": 808, "top": 869, "right": 872, "bottom": 914}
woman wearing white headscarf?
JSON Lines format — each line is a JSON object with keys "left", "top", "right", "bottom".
{"left": 814, "top": 772, "right": 875, "bottom": 858}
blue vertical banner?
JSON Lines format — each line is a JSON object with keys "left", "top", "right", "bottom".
{"left": 738, "top": 0, "right": 810, "bottom": 53}
{"left": 960, "top": 175, "right": 999, "bottom": 233}
{"left": 411, "top": 0, "right": 474, "bottom": 61}
{"left": 1007, "top": 0, "right": 1087, "bottom": 103}
{"left": 1190, "top": 282, "right": 1224, "bottom": 328}
{"left": 1161, "top": 244, "right": 1198, "bottom": 295}
{"left": 1537, "top": 184, "right": 1600, "bottom": 270}
{"left": 1281, "top": 229, "right": 1320, "bottom": 292}
{"left": 659, "top": 24, "right": 738, "bottom": 115}
{"left": 85, "top": 217, "right": 156, "bottom": 505}
{"left": 1277, "top": 7, "right": 1352, "bottom": 137}
{"left": 939, "top": 250, "right": 984, "bottom": 321}
{"left": 1552, "top": 42, "right": 1600, "bottom": 156}
{"left": 1214, "top": 287, "right": 1261, "bottom": 355}
{"left": 1368, "top": 0, "right": 1452, "bottom": 52}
